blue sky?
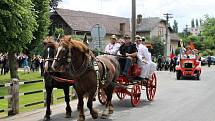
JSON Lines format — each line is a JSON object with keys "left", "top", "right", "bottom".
{"left": 59, "top": 0, "right": 215, "bottom": 32}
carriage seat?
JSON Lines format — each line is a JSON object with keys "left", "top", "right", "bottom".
{"left": 128, "top": 63, "right": 141, "bottom": 77}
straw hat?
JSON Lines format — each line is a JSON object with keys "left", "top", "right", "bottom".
{"left": 110, "top": 35, "right": 117, "bottom": 40}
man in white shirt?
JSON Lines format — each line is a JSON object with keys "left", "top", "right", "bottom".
{"left": 136, "top": 35, "right": 150, "bottom": 80}
{"left": 104, "top": 35, "right": 121, "bottom": 55}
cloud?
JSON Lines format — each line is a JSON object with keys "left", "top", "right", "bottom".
{"left": 59, "top": 0, "right": 215, "bottom": 32}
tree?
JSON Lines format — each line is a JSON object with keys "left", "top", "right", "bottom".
{"left": 172, "top": 20, "right": 178, "bottom": 33}
{"left": 149, "top": 37, "right": 165, "bottom": 57}
{"left": 196, "top": 19, "right": 199, "bottom": 27}
{"left": 200, "top": 18, "right": 203, "bottom": 26}
{"left": 201, "top": 15, "right": 215, "bottom": 51}
{"left": 191, "top": 19, "right": 195, "bottom": 28}
{"left": 54, "top": 28, "right": 64, "bottom": 39}
{"left": 0, "top": 0, "right": 37, "bottom": 79}
{"left": 50, "top": 0, "right": 62, "bottom": 10}
{"left": 28, "top": 0, "right": 50, "bottom": 56}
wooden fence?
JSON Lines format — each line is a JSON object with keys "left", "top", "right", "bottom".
{"left": 0, "top": 78, "right": 75, "bottom": 116}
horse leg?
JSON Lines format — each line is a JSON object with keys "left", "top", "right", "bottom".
{"left": 63, "top": 87, "right": 72, "bottom": 118}
{"left": 101, "top": 85, "right": 114, "bottom": 119}
{"left": 87, "top": 92, "right": 98, "bottom": 119}
{"left": 76, "top": 92, "right": 85, "bottom": 121}
{"left": 43, "top": 87, "right": 53, "bottom": 121}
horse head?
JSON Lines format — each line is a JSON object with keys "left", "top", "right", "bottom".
{"left": 43, "top": 36, "right": 58, "bottom": 72}
{"left": 51, "top": 35, "right": 90, "bottom": 77}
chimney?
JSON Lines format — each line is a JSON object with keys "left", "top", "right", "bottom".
{"left": 137, "top": 14, "right": 142, "bottom": 24}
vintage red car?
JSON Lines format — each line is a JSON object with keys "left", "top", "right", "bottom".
{"left": 176, "top": 54, "right": 201, "bottom": 80}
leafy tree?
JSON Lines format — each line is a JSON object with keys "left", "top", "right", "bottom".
{"left": 200, "top": 18, "right": 203, "bottom": 26}
{"left": 27, "top": 0, "right": 50, "bottom": 56}
{"left": 191, "top": 19, "right": 195, "bottom": 28}
{"left": 54, "top": 27, "right": 64, "bottom": 39}
{"left": 172, "top": 20, "right": 178, "bottom": 33}
{"left": 201, "top": 15, "right": 215, "bottom": 52}
{"left": 50, "top": 0, "right": 62, "bottom": 10}
{"left": 0, "top": 0, "right": 37, "bottom": 79}
{"left": 149, "top": 37, "right": 164, "bottom": 57}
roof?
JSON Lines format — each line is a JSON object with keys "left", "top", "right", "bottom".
{"left": 136, "top": 17, "right": 166, "bottom": 32}
{"left": 54, "top": 8, "right": 130, "bottom": 35}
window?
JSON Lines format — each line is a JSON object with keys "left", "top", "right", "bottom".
{"left": 158, "top": 27, "right": 164, "bottom": 36}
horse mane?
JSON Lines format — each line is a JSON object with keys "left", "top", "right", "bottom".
{"left": 43, "top": 36, "right": 58, "bottom": 49}
{"left": 59, "top": 35, "right": 89, "bottom": 54}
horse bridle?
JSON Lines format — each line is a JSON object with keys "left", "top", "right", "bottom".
{"left": 44, "top": 47, "right": 55, "bottom": 62}
{"left": 54, "top": 45, "right": 89, "bottom": 78}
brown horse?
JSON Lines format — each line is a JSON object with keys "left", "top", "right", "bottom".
{"left": 51, "top": 36, "right": 98, "bottom": 121}
{"left": 51, "top": 36, "right": 120, "bottom": 120}
{"left": 43, "top": 37, "right": 73, "bottom": 121}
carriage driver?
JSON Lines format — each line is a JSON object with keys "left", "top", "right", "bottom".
{"left": 104, "top": 34, "right": 121, "bottom": 55}
{"left": 118, "top": 35, "right": 137, "bottom": 76}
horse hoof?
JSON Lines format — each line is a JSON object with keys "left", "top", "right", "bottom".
{"left": 109, "top": 109, "right": 113, "bottom": 114}
{"left": 65, "top": 112, "right": 71, "bottom": 118}
{"left": 92, "top": 112, "right": 98, "bottom": 119}
{"left": 101, "top": 113, "right": 108, "bottom": 119}
{"left": 43, "top": 116, "right": 50, "bottom": 121}
{"left": 77, "top": 116, "right": 85, "bottom": 121}
{"left": 91, "top": 109, "right": 98, "bottom": 119}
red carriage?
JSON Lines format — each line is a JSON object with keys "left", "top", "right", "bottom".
{"left": 98, "top": 63, "right": 157, "bottom": 107}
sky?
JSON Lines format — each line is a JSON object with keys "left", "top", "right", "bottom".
{"left": 58, "top": 0, "right": 215, "bottom": 32}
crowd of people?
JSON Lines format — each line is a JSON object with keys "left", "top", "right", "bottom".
{"left": 0, "top": 53, "right": 44, "bottom": 76}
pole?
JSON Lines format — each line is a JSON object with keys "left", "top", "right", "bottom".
{"left": 131, "top": 0, "right": 136, "bottom": 42}
{"left": 163, "top": 13, "right": 173, "bottom": 57}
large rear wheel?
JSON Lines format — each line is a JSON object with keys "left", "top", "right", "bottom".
{"left": 146, "top": 73, "right": 157, "bottom": 101}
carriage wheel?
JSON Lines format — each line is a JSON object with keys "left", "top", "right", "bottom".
{"left": 98, "top": 88, "right": 107, "bottom": 105}
{"left": 116, "top": 77, "right": 127, "bottom": 100}
{"left": 131, "top": 84, "right": 141, "bottom": 107}
{"left": 146, "top": 73, "right": 157, "bottom": 101}
{"left": 116, "top": 91, "right": 126, "bottom": 100}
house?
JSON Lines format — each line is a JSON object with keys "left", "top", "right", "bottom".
{"left": 50, "top": 8, "right": 131, "bottom": 50}
{"left": 136, "top": 14, "right": 180, "bottom": 56}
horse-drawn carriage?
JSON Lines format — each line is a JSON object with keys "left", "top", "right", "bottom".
{"left": 98, "top": 63, "right": 157, "bottom": 107}
{"left": 43, "top": 35, "right": 157, "bottom": 121}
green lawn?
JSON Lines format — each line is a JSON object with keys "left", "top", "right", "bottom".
{"left": 0, "top": 71, "right": 74, "bottom": 118}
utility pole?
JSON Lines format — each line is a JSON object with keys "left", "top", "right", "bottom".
{"left": 163, "top": 13, "right": 173, "bottom": 57}
{"left": 131, "top": 0, "right": 136, "bottom": 42}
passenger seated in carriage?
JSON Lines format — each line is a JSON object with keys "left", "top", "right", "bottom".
{"left": 117, "top": 35, "right": 137, "bottom": 76}
{"left": 104, "top": 34, "right": 121, "bottom": 55}
{"left": 136, "top": 35, "right": 156, "bottom": 80}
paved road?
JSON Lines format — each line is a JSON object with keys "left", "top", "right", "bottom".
{"left": 3, "top": 66, "right": 215, "bottom": 121}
